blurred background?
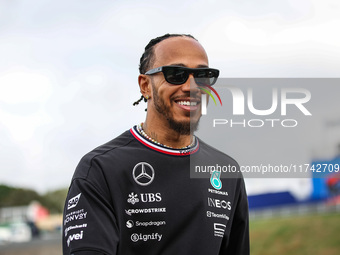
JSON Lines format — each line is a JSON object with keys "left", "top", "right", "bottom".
{"left": 1, "top": 0, "right": 340, "bottom": 254}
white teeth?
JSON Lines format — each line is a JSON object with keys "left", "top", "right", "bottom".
{"left": 177, "top": 101, "right": 197, "bottom": 106}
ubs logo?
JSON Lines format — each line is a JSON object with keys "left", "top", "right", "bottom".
{"left": 127, "top": 192, "right": 162, "bottom": 204}
{"left": 132, "top": 162, "right": 155, "bottom": 186}
{"left": 127, "top": 192, "right": 139, "bottom": 205}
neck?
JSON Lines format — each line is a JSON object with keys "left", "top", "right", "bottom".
{"left": 142, "top": 120, "right": 193, "bottom": 149}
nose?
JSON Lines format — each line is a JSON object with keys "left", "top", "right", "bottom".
{"left": 181, "top": 73, "right": 199, "bottom": 92}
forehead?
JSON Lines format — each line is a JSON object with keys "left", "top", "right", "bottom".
{"left": 152, "top": 37, "right": 209, "bottom": 68}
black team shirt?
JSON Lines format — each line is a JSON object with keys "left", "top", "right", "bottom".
{"left": 63, "top": 126, "right": 249, "bottom": 255}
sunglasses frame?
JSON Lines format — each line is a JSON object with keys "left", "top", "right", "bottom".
{"left": 144, "top": 65, "right": 219, "bottom": 86}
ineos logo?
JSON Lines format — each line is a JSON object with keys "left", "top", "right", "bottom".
{"left": 132, "top": 162, "right": 155, "bottom": 186}
{"left": 208, "top": 197, "right": 231, "bottom": 210}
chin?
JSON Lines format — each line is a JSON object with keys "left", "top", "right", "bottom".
{"left": 168, "top": 117, "right": 200, "bottom": 135}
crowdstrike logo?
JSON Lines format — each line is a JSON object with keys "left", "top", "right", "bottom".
{"left": 125, "top": 207, "right": 166, "bottom": 216}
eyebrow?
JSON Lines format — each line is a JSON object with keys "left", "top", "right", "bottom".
{"left": 168, "top": 63, "right": 209, "bottom": 68}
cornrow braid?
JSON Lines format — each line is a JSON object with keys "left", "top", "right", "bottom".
{"left": 133, "top": 95, "right": 147, "bottom": 106}
{"left": 139, "top": 33, "right": 197, "bottom": 74}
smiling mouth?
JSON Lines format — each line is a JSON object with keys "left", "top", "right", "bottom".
{"left": 174, "top": 99, "right": 200, "bottom": 111}
{"left": 177, "top": 101, "right": 198, "bottom": 106}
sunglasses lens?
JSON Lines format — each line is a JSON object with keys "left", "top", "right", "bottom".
{"left": 165, "top": 68, "right": 188, "bottom": 84}
{"left": 195, "top": 70, "right": 218, "bottom": 86}
{"left": 162, "top": 67, "right": 219, "bottom": 85}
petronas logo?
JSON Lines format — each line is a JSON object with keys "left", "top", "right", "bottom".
{"left": 210, "top": 171, "right": 222, "bottom": 190}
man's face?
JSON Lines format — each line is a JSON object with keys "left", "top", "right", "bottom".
{"left": 148, "top": 37, "right": 209, "bottom": 135}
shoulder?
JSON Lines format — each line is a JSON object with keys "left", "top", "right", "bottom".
{"left": 195, "top": 137, "right": 245, "bottom": 180}
{"left": 197, "top": 137, "right": 239, "bottom": 167}
{"left": 73, "top": 129, "right": 135, "bottom": 180}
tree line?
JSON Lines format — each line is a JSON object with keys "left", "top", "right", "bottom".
{"left": 0, "top": 184, "right": 68, "bottom": 214}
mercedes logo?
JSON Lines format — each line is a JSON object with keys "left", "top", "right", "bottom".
{"left": 132, "top": 162, "right": 155, "bottom": 186}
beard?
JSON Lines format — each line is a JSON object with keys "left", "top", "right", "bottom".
{"left": 151, "top": 82, "right": 200, "bottom": 135}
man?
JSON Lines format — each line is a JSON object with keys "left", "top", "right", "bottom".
{"left": 62, "top": 34, "right": 249, "bottom": 255}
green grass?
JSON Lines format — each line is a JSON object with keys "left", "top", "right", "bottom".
{"left": 250, "top": 213, "right": 340, "bottom": 255}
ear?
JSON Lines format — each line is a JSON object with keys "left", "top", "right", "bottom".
{"left": 138, "top": 74, "right": 152, "bottom": 98}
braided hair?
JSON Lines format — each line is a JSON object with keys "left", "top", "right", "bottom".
{"left": 139, "top": 33, "right": 197, "bottom": 75}
{"left": 133, "top": 33, "right": 197, "bottom": 108}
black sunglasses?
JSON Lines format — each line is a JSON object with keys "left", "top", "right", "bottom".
{"left": 145, "top": 66, "right": 219, "bottom": 86}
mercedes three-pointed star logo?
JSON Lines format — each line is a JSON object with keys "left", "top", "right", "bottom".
{"left": 132, "top": 162, "right": 155, "bottom": 186}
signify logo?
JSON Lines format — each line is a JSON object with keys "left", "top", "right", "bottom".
{"left": 131, "top": 233, "right": 162, "bottom": 242}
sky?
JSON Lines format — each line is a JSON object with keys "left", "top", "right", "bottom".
{"left": 1, "top": 0, "right": 340, "bottom": 195}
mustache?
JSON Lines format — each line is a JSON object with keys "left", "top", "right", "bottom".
{"left": 172, "top": 93, "right": 201, "bottom": 101}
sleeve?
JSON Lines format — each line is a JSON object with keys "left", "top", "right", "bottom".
{"left": 62, "top": 160, "right": 119, "bottom": 255}
{"left": 221, "top": 178, "right": 250, "bottom": 255}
